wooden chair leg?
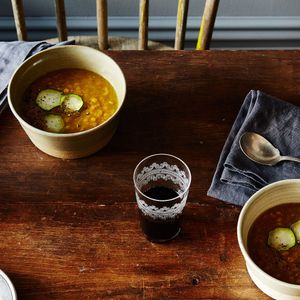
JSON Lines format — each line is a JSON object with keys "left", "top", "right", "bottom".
{"left": 196, "top": 0, "right": 219, "bottom": 50}
{"left": 138, "top": 0, "right": 149, "bottom": 50}
{"left": 175, "top": 0, "right": 189, "bottom": 50}
{"left": 11, "top": 0, "right": 27, "bottom": 41}
{"left": 54, "top": 0, "right": 68, "bottom": 42}
{"left": 96, "top": 0, "right": 108, "bottom": 50}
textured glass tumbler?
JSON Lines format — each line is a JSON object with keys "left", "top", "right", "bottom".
{"left": 133, "top": 153, "right": 192, "bottom": 243}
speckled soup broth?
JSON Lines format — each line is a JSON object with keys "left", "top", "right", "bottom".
{"left": 247, "top": 203, "right": 300, "bottom": 284}
{"left": 22, "top": 68, "right": 118, "bottom": 133}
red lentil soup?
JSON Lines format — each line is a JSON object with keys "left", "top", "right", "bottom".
{"left": 248, "top": 203, "right": 300, "bottom": 284}
{"left": 22, "top": 68, "right": 118, "bottom": 133}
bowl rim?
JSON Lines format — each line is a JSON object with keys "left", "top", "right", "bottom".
{"left": 7, "top": 45, "right": 126, "bottom": 137}
{"left": 237, "top": 178, "right": 300, "bottom": 289}
{"left": 0, "top": 269, "right": 17, "bottom": 300}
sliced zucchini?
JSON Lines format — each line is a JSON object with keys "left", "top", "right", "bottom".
{"left": 291, "top": 220, "right": 300, "bottom": 243}
{"left": 268, "top": 227, "right": 296, "bottom": 251}
{"left": 36, "top": 89, "right": 62, "bottom": 111}
{"left": 61, "top": 94, "right": 83, "bottom": 112}
{"left": 45, "top": 114, "right": 64, "bottom": 133}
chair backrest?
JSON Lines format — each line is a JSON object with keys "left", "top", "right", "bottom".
{"left": 10, "top": 0, "right": 219, "bottom": 50}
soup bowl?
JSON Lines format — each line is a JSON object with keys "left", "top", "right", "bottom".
{"left": 8, "top": 45, "right": 126, "bottom": 159}
{"left": 237, "top": 179, "right": 300, "bottom": 300}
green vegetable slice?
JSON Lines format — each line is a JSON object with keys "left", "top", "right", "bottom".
{"left": 268, "top": 227, "right": 296, "bottom": 251}
{"left": 291, "top": 220, "right": 300, "bottom": 243}
{"left": 61, "top": 94, "right": 83, "bottom": 112}
{"left": 36, "top": 89, "right": 62, "bottom": 111}
{"left": 45, "top": 114, "right": 64, "bottom": 133}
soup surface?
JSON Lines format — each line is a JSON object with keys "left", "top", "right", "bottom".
{"left": 22, "top": 68, "right": 118, "bottom": 133}
{"left": 248, "top": 203, "right": 300, "bottom": 284}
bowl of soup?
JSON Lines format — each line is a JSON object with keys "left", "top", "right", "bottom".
{"left": 237, "top": 179, "right": 300, "bottom": 299}
{"left": 8, "top": 45, "right": 126, "bottom": 159}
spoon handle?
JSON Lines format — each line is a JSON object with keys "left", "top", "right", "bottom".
{"left": 280, "top": 156, "right": 300, "bottom": 164}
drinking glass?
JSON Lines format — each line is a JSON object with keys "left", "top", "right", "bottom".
{"left": 133, "top": 153, "right": 192, "bottom": 243}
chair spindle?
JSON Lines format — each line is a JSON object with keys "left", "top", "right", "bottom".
{"left": 175, "top": 0, "right": 189, "bottom": 50}
{"left": 11, "top": 0, "right": 27, "bottom": 41}
{"left": 54, "top": 0, "right": 68, "bottom": 42}
{"left": 96, "top": 0, "right": 108, "bottom": 50}
{"left": 196, "top": 0, "right": 219, "bottom": 50}
{"left": 138, "top": 0, "right": 149, "bottom": 50}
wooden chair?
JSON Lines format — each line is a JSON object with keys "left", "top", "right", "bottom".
{"left": 10, "top": 0, "right": 219, "bottom": 50}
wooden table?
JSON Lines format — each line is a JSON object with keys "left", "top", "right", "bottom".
{"left": 1, "top": 50, "right": 300, "bottom": 299}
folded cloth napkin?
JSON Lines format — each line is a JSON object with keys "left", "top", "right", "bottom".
{"left": 0, "top": 40, "right": 74, "bottom": 114}
{"left": 207, "top": 90, "right": 300, "bottom": 206}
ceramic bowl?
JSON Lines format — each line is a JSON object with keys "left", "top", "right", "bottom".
{"left": 8, "top": 45, "right": 126, "bottom": 159}
{"left": 237, "top": 179, "right": 300, "bottom": 300}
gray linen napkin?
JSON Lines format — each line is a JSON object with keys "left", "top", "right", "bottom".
{"left": 0, "top": 40, "right": 74, "bottom": 114}
{"left": 207, "top": 90, "right": 300, "bottom": 206}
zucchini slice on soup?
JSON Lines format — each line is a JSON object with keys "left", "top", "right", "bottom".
{"left": 291, "top": 220, "right": 300, "bottom": 243}
{"left": 61, "top": 94, "right": 84, "bottom": 112}
{"left": 36, "top": 89, "right": 62, "bottom": 111}
{"left": 45, "top": 114, "right": 64, "bottom": 133}
{"left": 268, "top": 227, "right": 296, "bottom": 251}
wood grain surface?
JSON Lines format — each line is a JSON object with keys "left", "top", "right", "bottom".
{"left": 2, "top": 50, "right": 300, "bottom": 299}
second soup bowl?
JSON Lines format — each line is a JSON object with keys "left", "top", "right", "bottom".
{"left": 237, "top": 179, "right": 300, "bottom": 299}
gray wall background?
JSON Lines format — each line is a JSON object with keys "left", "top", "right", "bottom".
{"left": 2, "top": 0, "right": 300, "bottom": 17}
{"left": 2, "top": 0, "right": 300, "bottom": 48}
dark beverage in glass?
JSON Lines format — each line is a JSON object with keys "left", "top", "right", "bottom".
{"left": 140, "top": 186, "right": 181, "bottom": 242}
{"left": 133, "top": 154, "right": 191, "bottom": 243}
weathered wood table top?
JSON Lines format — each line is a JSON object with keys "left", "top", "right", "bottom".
{"left": 1, "top": 50, "right": 300, "bottom": 299}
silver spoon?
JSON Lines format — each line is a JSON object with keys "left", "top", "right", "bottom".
{"left": 239, "top": 132, "right": 300, "bottom": 166}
